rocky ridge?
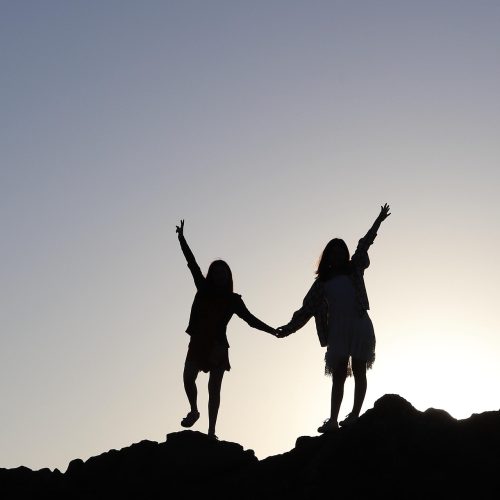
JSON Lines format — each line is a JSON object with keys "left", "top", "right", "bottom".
{"left": 1, "top": 394, "right": 499, "bottom": 499}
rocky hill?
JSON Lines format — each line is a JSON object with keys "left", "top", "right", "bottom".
{"left": 1, "top": 394, "right": 499, "bottom": 499}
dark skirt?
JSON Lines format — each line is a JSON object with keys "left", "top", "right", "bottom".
{"left": 186, "top": 337, "right": 231, "bottom": 373}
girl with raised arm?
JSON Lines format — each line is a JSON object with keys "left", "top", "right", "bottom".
{"left": 176, "top": 220, "right": 276, "bottom": 439}
{"left": 278, "top": 204, "right": 391, "bottom": 432}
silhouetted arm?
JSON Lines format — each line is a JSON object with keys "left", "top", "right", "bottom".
{"left": 234, "top": 296, "right": 276, "bottom": 335}
{"left": 277, "top": 281, "right": 321, "bottom": 336}
{"left": 176, "top": 220, "right": 204, "bottom": 290}
{"left": 352, "top": 203, "right": 391, "bottom": 270}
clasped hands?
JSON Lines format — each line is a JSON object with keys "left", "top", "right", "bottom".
{"left": 271, "top": 326, "right": 292, "bottom": 338}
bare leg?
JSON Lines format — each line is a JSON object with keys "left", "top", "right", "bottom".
{"left": 183, "top": 359, "right": 199, "bottom": 413}
{"left": 330, "top": 357, "right": 349, "bottom": 426}
{"left": 208, "top": 368, "right": 225, "bottom": 436}
{"left": 351, "top": 358, "right": 367, "bottom": 417}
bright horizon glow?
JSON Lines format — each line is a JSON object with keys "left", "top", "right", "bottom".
{"left": 1, "top": 1, "right": 500, "bottom": 471}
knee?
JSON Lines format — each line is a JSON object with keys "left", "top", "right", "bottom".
{"left": 352, "top": 361, "right": 367, "bottom": 380}
{"left": 183, "top": 363, "right": 198, "bottom": 382}
{"left": 208, "top": 378, "right": 218, "bottom": 391}
{"left": 208, "top": 373, "right": 224, "bottom": 393}
{"left": 330, "top": 356, "right": 349, "bottom": 381}
{"left": 332, "top": 367, "right": 348, "bottom": 382}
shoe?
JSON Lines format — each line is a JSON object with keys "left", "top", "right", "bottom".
{"left": 181, "top": 410, "right": 200, "bottom": 428}
{"left": 339, "top": 412, "right": 358, "bottom": 427}
{"left": 207, "top": 433, "right": 219, "bottom": 441}
{"left": 317, "top": 419, "right": 338, "bottom": 433}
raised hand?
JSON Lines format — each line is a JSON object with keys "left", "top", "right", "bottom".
{"left": 378, "top": 203, "right": 391, "bottom": 222}
{"left": 176, "top": 219, "right": 185, "bottom": 236}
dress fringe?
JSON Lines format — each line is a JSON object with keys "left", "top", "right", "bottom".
{"left": 324, "top": 352, "right": 375, "bottom": 377}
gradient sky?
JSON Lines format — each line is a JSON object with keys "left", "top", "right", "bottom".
{"left": 2, "top": 0, "right": 500, "bottom": 471}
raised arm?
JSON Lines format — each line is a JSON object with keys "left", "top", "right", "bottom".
{"left": 366, "top": 203, "right": 391, "bottom": 240}
{"left": 176, "top": 219, "right": 204, "bottom": 290}
{"left": 234, "top": 296, "right": 276, "bottom": 335}
{"left": 352, "top": 203, "right": 391, "bottom": 268}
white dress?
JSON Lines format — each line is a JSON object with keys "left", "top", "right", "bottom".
{"left": 323, "top": 274, "right": 376, "bottom": 375}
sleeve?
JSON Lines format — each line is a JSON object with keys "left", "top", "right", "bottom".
{"left": 234, "top": 295, "right": 275, "bottom": 334}
{"left": 178, "top": 234, "right": 205, "bottom": 290}
{"left": 280, "top": 281, "right": 321, "bottom": 334}
{"left": 351, "top": 227, "right": 377, "bottom": 271}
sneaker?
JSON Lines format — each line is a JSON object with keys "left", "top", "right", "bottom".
{"left": 181, "top": 410, "right": 200, "bottom": 428}
{"left": 339, "top": 412, "right": 358, "bottom": 427}
{"left": 317, "top": 419, "right": 338, "bottom": 433}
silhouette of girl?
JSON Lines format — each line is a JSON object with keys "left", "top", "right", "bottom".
{"left": 176, "top": 220, "right": 277, "bottom": 439}
{"left": 278, "top": 204, "right": 391, "bottom": 432}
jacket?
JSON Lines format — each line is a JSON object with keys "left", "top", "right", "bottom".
{"left": 282, "top": 226, "right": 377, "bottom": 347}
{"left": 178, "top": 233, "right": 274, "bottom": 345}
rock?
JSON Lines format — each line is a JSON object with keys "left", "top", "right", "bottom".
{"left": 0, "top": 395, "right": 498, "bottom": 498}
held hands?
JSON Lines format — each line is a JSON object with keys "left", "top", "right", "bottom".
{"left": 268, "top": 327, "right": 289, "bottom": 338}
{"left": 176, "top": 219, "right": 185, "bottom": 236}
{"left": 275, "top": 326, "right": 292, "bottom": 338}
{"left": 378, "top": 203, "right": 391, "bottom": 222}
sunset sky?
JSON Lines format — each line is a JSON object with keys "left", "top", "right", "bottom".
{"left": 2, "top": 1, "right": 500, "bottom": 471}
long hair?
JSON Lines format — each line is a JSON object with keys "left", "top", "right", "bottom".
{"left": 206, "top": 259, "right": 233, "bottom": 293}
{"left": 316, "top": 238, "right": 351, "bottom": 282}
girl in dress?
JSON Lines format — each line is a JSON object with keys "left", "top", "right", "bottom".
{"left": 176, "top": 220, "right": 277, "bottom": 439}
{"left": 278, "top": 204, "right": 390, "bottom": 432}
